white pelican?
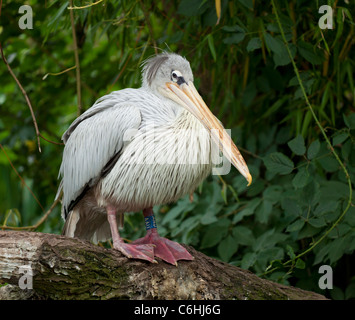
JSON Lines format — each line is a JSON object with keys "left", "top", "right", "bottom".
{"left": 57, "top": 52, "right": 252, "bottom": 265}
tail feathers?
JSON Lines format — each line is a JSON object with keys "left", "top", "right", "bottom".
{"left": 62, "top": 209, "right": 124, "bottom": 244}
{"left": 62, "top": 209, "right": 80, "bottom": 237}
{"left": 55, "top": 180, "right": 63, "bottom": 201}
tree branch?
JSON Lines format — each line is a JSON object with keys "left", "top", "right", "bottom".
{"left": 68, "top": 0, "right": 104, "bottom": 10}
{"left": 0, "top": 231, "right": 327, "bottom": 300}
{"left": 0, "top": 196, "right": 61, "bottom": 231}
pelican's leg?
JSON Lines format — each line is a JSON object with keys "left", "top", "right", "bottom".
{"left": 106, "top": 206, "right": 156, "bottom": 263}
{"left": 132, "top": 208, "right": 194, "bottom": 265}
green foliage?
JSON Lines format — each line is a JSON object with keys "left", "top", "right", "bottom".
{"left": 0, "top": 0, "right": 354, "bottom": 299}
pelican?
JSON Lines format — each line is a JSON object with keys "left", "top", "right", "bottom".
{"left": 57, "top": 52, "right": 252, "bottom": 265}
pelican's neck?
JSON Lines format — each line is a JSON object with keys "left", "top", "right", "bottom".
{"left": 175, "top": 109, "right": 205, "bottom": 131}
{"left": 141, "top": 87, "right": 205, "bottom": 131}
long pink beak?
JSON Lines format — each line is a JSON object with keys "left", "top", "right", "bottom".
{"left": 164, "top": 81, "right": 252, "bottom": 186}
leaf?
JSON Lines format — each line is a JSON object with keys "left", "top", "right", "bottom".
{"left": 0, "top": 93, "right": 6, "bottom": 105}
{"left": 281, "top": 198, "right": 301, "bottom": 217}
{"left": 330, "top": 287, "right": 345, "bottom": 300}
{"left": 328, "top": 237, "right": 347, "bottom": 264}
{"left": 217, "top": 235, "right": 239, "bottom": 262}
{"left": 200, "top": 183, "right": 223, "bottom": 225}
{"left": 48, "top": 1, "right": 69, "bottom": 27}
{"left": 177, "top": 0, "right": 207, "bottom": 16}
{"left": 0, "top": 146, "right": 18, "bottom": 165}
{"left": 318, "top": 155, "right": 339, "bottom": 172}
{"left": 258, "top": 247, "right": 284, "bottom": 271}
{"left": 173, "top": 215, "right": 200, "bottom": 240}
{"left": 223, "top": 33, "right": 245, "bottom": 45}
{"left": 263, "top": 152, "right": 294, "bottom": 175}
{"left": 297, "top": 41, "right": 323, "bottom": 65}
{"left": 253, "top": 229, "right": 287, "bottom": 252}
{"left": 233, "top": 198, "right": 261, "bottom": 224}
{"left": 162, "top": 196, "right": 195, "bottom": 225}
{"left": 207, "top": 34, "right": 217, "bottom": 62}
{"left": 247, "top": 37, "right": 261, "bottom": 52}
{"left": 241, "top": 252, "right": 257, "bottom": 269}
{"left": 221, "top": 183, "right": 228, "bottom": 204}
{"left": 308, "top": 217, "right": 327, "bottom": 228}
{"left": 201, "top": 204, "right": 222, "bottom": 225}
{"left": 320, "top": 181, "right": 349, "bottom": 201}
{"left": 297, "top": 224, "right": 321, "bottom": 239}
{"left": 328, "top": 223, "right": 351, "bottom": 239}
{"left": 201, "top": 218, "right": 230, "bottom": 249}
{"left": 242, "top": 81, "right": 257, "bottom": 107}
{"left": 264, "top": 33, "right": 284, "bottom": 54}
{"left": 2, "top": 208, "right": 21, "bottom": 227}
{"left": 200, "top": 228, "right": 223, "bottom": 250}
{"left": 273, "top": 43, "right": 296, "bottom": 67}
{"left": 261, "top": 96, "right": 287, "bottom": 120}
{"left": 265, "top": 260, "right": 285, "bottom": 275}
{"left": 215, "top": 0, "right": 221, "bottom": 24}
{"left": 295, "top": 258, "right": 305, "bottom": 269}
{"left": 292, "top": 167, "right": 310, "bottom": 189}
{"left": 255, "top": 199, "right": 273, "bottom": 224}
{"left": 343, "top": 113, "right": 355, "bottom": 130}
{"left": 288, "top": 72, "right": 311, "bottom": 87}
{"left": 302, "top": 181, "right": 320, "bottom": 207}
{"left": 238, "top": 0, "right": 253, "bottom": 9}
{"left": 222, "top": 25, "right": 246, "bottom": 45}
{"left": 264, "top": 33, "right": 295, "bottom": 67}
{"left": 314, "top": 200, "right": 339, "bottom": 217}
{"left": 314, "top": 243, "right": 331, "bottom": 265}
{"left": 263, "top": 185, "right": 283, "bottom": 204}
{"left": 266, "top": 23, "right": 279, "bottom": 33}
{"left": 288, "top": 135, "right": 306, "bottom": 155}
{"left": 343, "top": 204, "right": 355, "bottom": 226}
{"left": 307, "top": 139, "right": 320, "bottom": 159}
{"left": 341, "top": 140, "right": 352, "bottom": 161}
{"left": 222, "top": 25, "right": 245, "bottom": 33}
{"left": 332, "top": 132, "right": 349, "bottom": 146}
{"left": 286, "top": 219, "right": 305, "bottom": 232}
{"left": 286, "top": 245, "right": 296, "bottom": 260}
{"left": 246, "top": 179, "right": 265, "bottom": 197}
{"left": 232, "top": 226, "right": 255, "bottom": 246}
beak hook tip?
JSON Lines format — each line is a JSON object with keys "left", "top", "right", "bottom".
{"left": 246, "top": 173, "right": 252, "bottom": 186}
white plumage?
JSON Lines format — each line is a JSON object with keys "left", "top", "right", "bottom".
{"left": 58, "top": 52, "right": 251, "bottom": 265}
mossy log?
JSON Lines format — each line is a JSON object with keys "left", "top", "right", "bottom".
{"left": 0, "top": 230, "right": 326, "bottom": 300}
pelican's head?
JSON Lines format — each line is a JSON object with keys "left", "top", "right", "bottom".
{"left": 141, "top": 52, "right": 252, "bottom": 186}
{"left": 142, "top": 52, "right": 193, "bottom": 91}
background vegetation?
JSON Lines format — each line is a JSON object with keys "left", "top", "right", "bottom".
{"left": 0, "top": 0, "right": 354, "bottom": 299}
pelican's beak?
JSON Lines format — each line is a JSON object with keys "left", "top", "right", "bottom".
{"left": 163, "top": 81, "right": 252, "bottom": 186}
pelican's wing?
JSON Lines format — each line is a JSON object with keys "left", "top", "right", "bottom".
{"left": 62, "top": 90, "right": 136, "bottom": 143}
{"left": 58, "top": 102, "right": 141, "bottom": 218}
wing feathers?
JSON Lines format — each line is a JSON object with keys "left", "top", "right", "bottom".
{"left": 59, "top": 104, "right": 141, "bottom": 218}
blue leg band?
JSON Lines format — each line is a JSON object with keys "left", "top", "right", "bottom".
{"left": 144, "top": 215, "right": 157, "bottom": 230}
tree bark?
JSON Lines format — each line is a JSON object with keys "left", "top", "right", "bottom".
{"left": 0, "top": 230, "right": 326, "bottom": 300}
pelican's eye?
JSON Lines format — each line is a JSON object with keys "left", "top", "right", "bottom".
{"left": 171, "top": 70, "right": 182, "bottom": 82}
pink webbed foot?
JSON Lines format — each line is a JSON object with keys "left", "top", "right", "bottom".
{"left": 106, "top": 206, "right": 156, "bottom": 263}
{"left": 113, "top": 240, "right": 156, "bottom": 263}
{"left": 132, "top": 229, "right": 194, "bottom": 266}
